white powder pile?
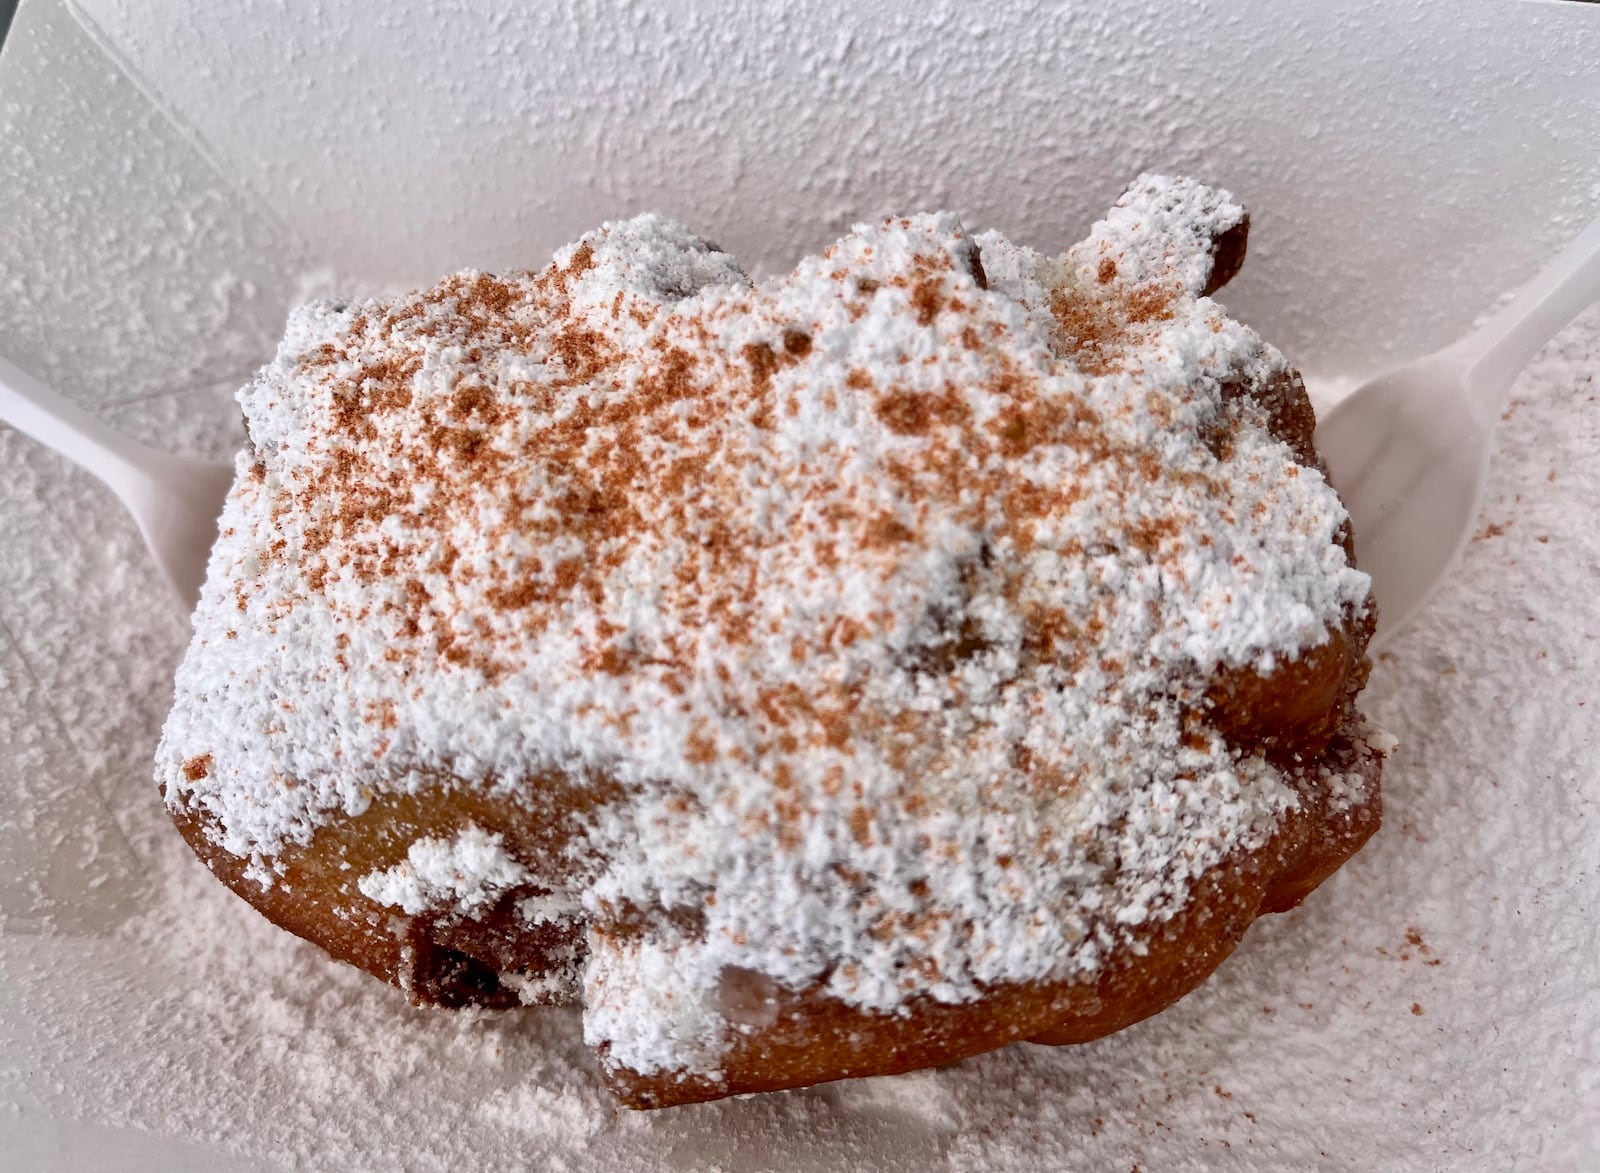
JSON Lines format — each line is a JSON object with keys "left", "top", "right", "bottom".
{"left": 357, "top": 826, "right": 531, "bottom": 919}
{"left": 2, "top": 300, "right": 1598, "bottom": 1169}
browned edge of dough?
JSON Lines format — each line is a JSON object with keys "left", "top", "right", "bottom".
{"left": 600, "top": 352, "right": 1379, "bottom": 1107}
{"left": 167, "top": 775, "right": 601, "bottom": 1009}
{"left": 163, "top": 225, "right": 1382, "bottom": 1110}
{"left": 597, "top": 730, "right": 1380, "bottom": 1109}
{"left": 1202, "top": 213, "right": 1250, "bottom": 297}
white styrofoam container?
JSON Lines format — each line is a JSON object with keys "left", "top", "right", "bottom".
{"left": 2, "top": 1, "right": 1599, "bottom": 1169}
{"left": 8, "top": 0, "right": 1600, "bottom": 402}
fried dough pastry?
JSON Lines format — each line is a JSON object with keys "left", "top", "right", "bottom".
{"left": 159, "top": 175, "right": 1386, "bottom": 1109}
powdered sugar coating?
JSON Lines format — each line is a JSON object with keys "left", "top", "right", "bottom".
{"left": 357, "top": 824, "right": 529, "bottom": 918}
{"left": 1068, "top": 172, "right": 1247, "bottom": 295}
{"left": 158, "top": 175, "right": 1371, "bottom": 1080}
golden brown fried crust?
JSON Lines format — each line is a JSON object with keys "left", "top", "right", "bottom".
{"left": 1206, "top": 363, "right": 1377, "bottom": 762}
{"left": 603, "top": 362, "right": 1382, "bottom": 1108}
{"left": 164, "top": 198, "right": 1381, "bottom": 1109}
{"left": 1206, "top": 619, "right": 1369, "bottom": 760}
{"left": 169, "top": 778, "right": 599, "bottom": 1009}
{"left": 599, "top": 728, "right": 1380, "bottom": 1108}
{"left": 1202, "top": 212, "right": 1250, "bottom": 297}
{"left": 173, "top": 702, "right": 1379, "bottom": 1111}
